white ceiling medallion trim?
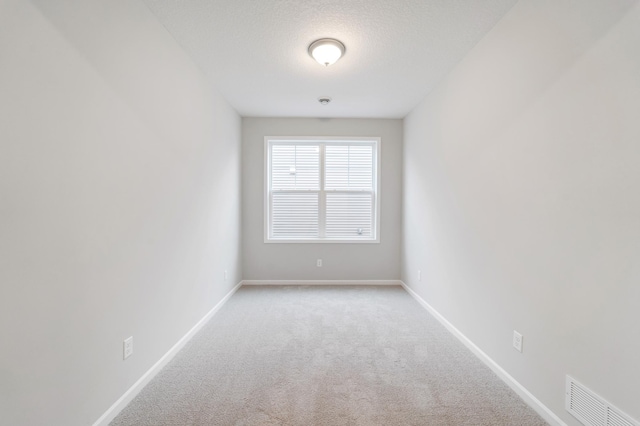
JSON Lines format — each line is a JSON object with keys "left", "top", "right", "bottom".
{"left": 308, "top": 38, "right": 346, "bottom": 66}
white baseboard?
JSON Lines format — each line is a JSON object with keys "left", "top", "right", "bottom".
{"left": 400, "top": 281, "right": 566, "bottom": 426}
{"left": 241, "top": 279, "right": 402, "bottom": 286}
{"left": 92, "top": 281, "right": 242, "bottom": 426}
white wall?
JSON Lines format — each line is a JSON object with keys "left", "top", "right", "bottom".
{"left": 402, "top": 0, "right": 640, "bottom": 424}
{"left": 242, "top": 118, "right": 402, "bottom": 280}
{"left": 0, "top": 1, "right": 241, "bottom": 425}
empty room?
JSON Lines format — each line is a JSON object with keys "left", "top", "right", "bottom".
{"left": 1, "top": 0, "right": 639, "bottom": 425}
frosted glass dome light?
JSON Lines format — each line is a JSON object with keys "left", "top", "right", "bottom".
{"left": 308, "top": 39, "right": 346, "bottom": 66}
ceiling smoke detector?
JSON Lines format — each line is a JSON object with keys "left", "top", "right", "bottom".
{"left": 318, "top": 97, "right": 332, "bottom": 105}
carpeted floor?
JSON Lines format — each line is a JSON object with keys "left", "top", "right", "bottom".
{"left": 110, "top": 285, "right": 548, "bottom": 425}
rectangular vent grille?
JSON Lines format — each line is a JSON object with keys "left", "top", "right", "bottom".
{"left": 609, "top": 409, "right": 636, "bottom": 426}
{"left": 566, "top": 376, "right": 639, "bottom": 426}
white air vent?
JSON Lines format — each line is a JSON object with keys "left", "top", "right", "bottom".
{"left": 566, "top": 376, "right": 639, "bottom": 426}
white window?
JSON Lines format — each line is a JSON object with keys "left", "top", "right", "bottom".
{"left": 265, "top": 136, "right": 380, "bottom": 243}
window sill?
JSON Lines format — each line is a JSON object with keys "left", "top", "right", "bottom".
{"left": 264, "top": 238, "right": 380, "bottom": 244}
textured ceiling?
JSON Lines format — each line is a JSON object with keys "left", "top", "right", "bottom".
{"left": 142, "top": 0, "right": 518, "bottom": 118}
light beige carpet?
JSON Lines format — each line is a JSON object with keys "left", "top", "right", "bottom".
{"left": 111, "top": 285, "right": 547, "bottom": 425}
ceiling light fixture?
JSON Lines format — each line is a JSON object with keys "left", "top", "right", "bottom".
{"left": 308, "top": 38, "right": 345, "bottom": 66}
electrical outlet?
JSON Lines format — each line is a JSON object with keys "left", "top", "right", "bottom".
{"left": 224, "top": 270, "right": 228, "bottom": 280}
{"left": 317, "top": 259, "right": 322, "bottom": 267}
{"left": 418, "top": 270, "right": 421, "bottom": 281}
{"left": 123, "top": 336, "right": 133, "bottom": 360}
{"left": 513, "top": 330, "right": 523, "bottom": 353}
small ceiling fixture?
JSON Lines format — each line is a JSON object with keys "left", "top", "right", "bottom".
{"left": 308, "top": 38, "right": 345, "bottom": 66}
{"left": 318, "top": 97, "right": 332, "bottom": 105}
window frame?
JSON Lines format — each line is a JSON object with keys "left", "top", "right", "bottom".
{"left": 264, "top": 136, "right": 381, "bottom": 244}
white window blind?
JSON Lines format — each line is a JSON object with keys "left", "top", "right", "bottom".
{"left": 270, "top": 144, "right": 320, "bottom": 239}
{"left": 270, "top": 145, "right": 319, "bottom": 191}
{"left": 325, "top": 192, "right": 373, "bottom": 239}
{"left": 324, "top": 144, "right": 374, "bottom": 239}
{"left": 272, "top": 192, "right": 319, "bottom": 238}
{"left": 325, "top": 145, "right": 373, "bottom": 191}
{"left": 266, "top": 137, "right": 379, "bottom": 243}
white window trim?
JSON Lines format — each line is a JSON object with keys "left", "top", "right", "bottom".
{"left": 264, "top": 136, "right": 381, "bottom": 244}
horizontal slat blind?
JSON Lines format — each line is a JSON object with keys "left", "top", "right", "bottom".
{"left": 271, "top": 144, "right": 319, "bottom": 190}
{"left": 267, "top": 139, "right": 377, "bottom": 241}
{"left": 325, "top": 192, "right": 373, "bottom": 239}
{"left": 325, "top": 145, "right": 373, "bottom": 190}
{"left": 271, "top": 192, "right": 319, "bottom": 238}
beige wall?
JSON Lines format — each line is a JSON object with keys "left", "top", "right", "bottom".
{"left": 242, "top": 118, "right": 402, "bottom": 281}
{"left": 0, "top": 1, "right": 241, "bottom": 424}
{"left": 402, "top": 0, "right": 640, "bottom": 424}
